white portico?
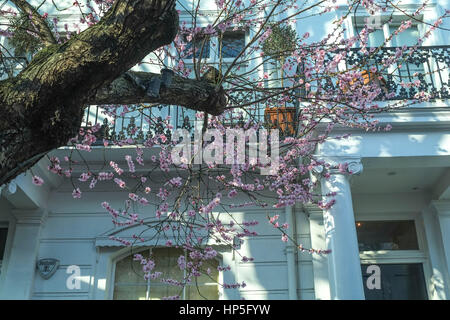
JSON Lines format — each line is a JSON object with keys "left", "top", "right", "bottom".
{"left": 308, "top": 105, "right": 450, "bottom": 300}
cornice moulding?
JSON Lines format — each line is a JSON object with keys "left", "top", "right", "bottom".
{"left": 12, "top": 209, "right": 48, "bottom": 224}
{"left": 431, "top": 200, "right": 450, "bottom": 216}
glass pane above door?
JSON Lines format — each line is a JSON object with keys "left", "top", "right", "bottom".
{"left": 355, "top": 220, "right": 419, "bottom": 251}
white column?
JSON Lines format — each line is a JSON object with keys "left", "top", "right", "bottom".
{"left": 0, "top": 210, "right": 46, "bottom": 299}
{"left": 319, "top": 159, "right": 365, "bottom": 300}
{"left": 431, "top": 201, "right": 450, "bottom": 283}
{"left": 422, "top": 205, "right": 450, "bottom": 299}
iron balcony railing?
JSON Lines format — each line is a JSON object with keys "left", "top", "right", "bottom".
{"left": 319, "top": 45, "right": 449, "bottom": 101}
{"left": 1, "top": 46, "right": 448, "bottom": 143}
{"left": 81, "top": 46, "right": 448, "bottom": 143}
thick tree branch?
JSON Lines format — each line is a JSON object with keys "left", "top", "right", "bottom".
{"left": 10, "top": 0, "right": 57, "bottom": 46}
{"left": 0, "top": 0, "right": 226, "bottom": 187}
{"left": 91, "top": 71, "right": 226, "bottom": 116}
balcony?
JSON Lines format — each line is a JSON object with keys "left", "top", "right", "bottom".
{"left": 1, "top": 46, "right": 448, "bottom": 144}
{"left": 322, "top": 45, "right": 449, "bottom": 101}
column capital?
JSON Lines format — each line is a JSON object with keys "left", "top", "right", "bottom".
{"left": 313, "top": 156, "right": 363, "bottom": 178}
{"left": 11, "top": 209, "right": 48, "bottom": 225}
{"left": 304, "top": 203, "right": 324, "bottom": 219}
{"left": 430, "top": 200, "right": 450, "bottom": 217}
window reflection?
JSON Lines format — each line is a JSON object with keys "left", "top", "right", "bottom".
{"left": 355, "top": 220, "right": 419, "bottom": 251}
{"left": 219, "top": 31, "right": 245, "bottom": 58}
{"left": 361, "top": 264, "right": 428, "bottom": 300}
{"left": 184, "top": 36, "right": 210, "bottom": 59}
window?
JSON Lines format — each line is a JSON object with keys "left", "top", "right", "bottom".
{"left": 183, "top": 30, "right": 245, "bottom": 60}
{"left": 356, "top": 219, "right": 429, "bottom": 300}
{"left": 356, "top": 220, "right": 419, "bottom": 251}
{"left": 183, "top": 36, "right": 210, "bottom": 59}
{"left": 351, "top": 19, "right": 426, "bottom": 96}
{"left": 219, "top": 31, "right": 246, "bottom": 59}
{"left": 359, "top": 21, "right": 422, "bottom": 69}
{"left": 366, "top": 28, "right": 385, "bottom": 47}
{"left": 0, "top": 227, "right": 8, "bottom": 274}
{"left": 367, "top": 23, "right": 422, "bottom": 80}
{"left": 179, "top": 28, "right": 248, "bottom": 92}
{"left": 353, "top": 20, "right": 420, "bottom": 48}
{"left": 113, "top": 247, "right": 220, "bottom": 300}
{"left": 361, "top": 263, "right": 428, "bottom": 300}
{"left": 390, "top": 25, "right": 419, "bottom": 47}
{"left": 364, "top": 24, "right": 419, "bottom": 47}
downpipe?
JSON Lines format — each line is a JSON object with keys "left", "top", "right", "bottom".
{"left": 285, "top": 204, "right": 298, "bottom": 300}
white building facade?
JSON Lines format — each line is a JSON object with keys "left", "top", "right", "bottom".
{"left": 0, "top": 0, "right": 449, "bottom": 300}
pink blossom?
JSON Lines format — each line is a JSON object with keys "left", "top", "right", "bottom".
{"left": 110, "top": 161, "right": 123, "bottom": 175}
{"left": 32, "top": 176, "right": 44, "bottom": 186}
{"left": 114, "top": 178, "right": 126, "bottom": 188}
{"left": 125, "top": 155, "right": 135, "bottom": 173}
{"left": 228, "top": 189, "right": 238, "bottom": 198}
{"left": 72, "top": 188, "right": 82, "bottom": 199}
{"left": 129, "top": 193, "right": 139, "bottom": 201}
{"left": 269, "top": 215, "right": 279, "bottom": 224}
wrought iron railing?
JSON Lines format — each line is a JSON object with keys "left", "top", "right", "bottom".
{"left": 0, "top": 46, "right": 447, "bottom": 144}
{"left": 319, "top": 45, "right": 449, "bottom": 100}
{"left": 81, "top": 104, "right": 198, "bottom": 145}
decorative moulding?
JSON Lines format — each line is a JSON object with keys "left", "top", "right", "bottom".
{"left": 12, "top": 209, "right": 48, "bottom": 225}
{"left": 431, "top": 200, "right": 450, "bottom": 216}
{"left": 313, "top": 156, "right": 363, "bottom": 176}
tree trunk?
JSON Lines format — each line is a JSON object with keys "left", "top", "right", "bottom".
{"left": 0, "top": 0, "right": 226, "bottom": 186}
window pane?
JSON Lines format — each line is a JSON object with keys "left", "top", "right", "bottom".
{"left": 149, "top": 285, "right": 183, "bottom": 300}
{"left": 191, "top": 263, "right": 219, "bottom": 284}
{"left": 114, "top": 251, "right": 148, "bottom": 284}
{"left": 0, "top": 228, "right": 9, "bottom": 260}
{"left": 392, "top": 26, "right": 419, "bottom": 47}
{"left": 186, "top": 285, "right": 220, "bottom": 300}
{"left": 388, "top": 25, "right": 422, "bottom": 83}
{"left": 185, "top": 259, "right": 219, "bottom": 299}
{"left": 367, "top": 29, "right": 385, "bottom": 47}
{"left": 151, "top": 248, "right": 185, "bottom": 283}
{"left": 355, "top": 220, "right": 419, "bottom": 251}
{"left": 184, "top": 37, "right": 210, "bottom": 59}
{"left": 113, "top": 285, "right": 147, "bottom": 300}
{"left": 361, "top": 264, "right": 428, "bottom": 300}
{"left": 220, "top": 31, "right": 245, "bottom": 58}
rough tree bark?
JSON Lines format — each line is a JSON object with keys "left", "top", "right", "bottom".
{"left": 0, "top": 0, "right": 227, "bottom": 186}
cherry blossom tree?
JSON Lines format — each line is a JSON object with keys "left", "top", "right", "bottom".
{"left": 0, "top": 0, "right": 448, "bottom": 299}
